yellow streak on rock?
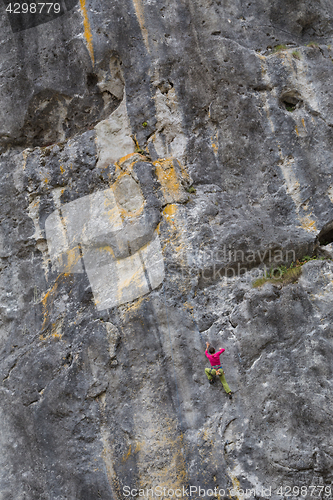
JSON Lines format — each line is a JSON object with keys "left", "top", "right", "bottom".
{"left": 211, "top": 132, "right": 219, "bottom": 155}
{"left": 257, "top": 54, "right": 266, "bottom": 61}
{"left": 183, "top": 301, "right": 193, "bottom": 312}
{"left": 105, "top": 197, "right": 123, "bottom": 224}
{"left": 163, "top": 205, "right": 183, "bottom": 257}
{"left": 154, "top": 159, "right": 182, "bottom": 202}
{"left": 132, "top": 0, "right": 149, "bottom": 51}
{"left": 228, "top": 473, "right": 242, "bottom": 500}
{"left": 122, "top": 444, "right": 132, "bottom": 462}
{"left": 122, "top": 295, "right": 146, "bottom": 314}
{"left": 134, "top": 441, "right": 142, "bottom": 453}
{"left": 116, "top": 152, "right": 139, "bottom": 167}
{"left": 51, "top": 332, "right": 62, "bottom": 339}
{"left": 163, "top": 203, "right": 177, "bottom": 221}
{"left": 121, "top": 266, "right": 144, "bottom": 291}
{"left": 47, "top": 315, "right": 65, "bottom": 340}
{"left": 97, "top": 245, "right": 115, "bottom": 257}
{"left": 121, "top": 443, "right": 153, "bottom": 469}
{"left": 117, "top": 204, "right": 145, "bottom": 219}
{"left": 114, "top": 153, "right": 145, "bottom": 179}
{"left": 40, "top": 274, "right": 72, "bottom": 334}
{"left": 295, "top": 125, "right": 299, "bottom": 136}
{"left": 79, "top": 0, "right": 94, "bottom": 65}
{"left": 41, "top": 279, "right": 59, "bottom": 330}
{"left": 62, "top": 247, "right": 82, "bottom": 273}
{"left": 299, "top": 215, "right": 317, "bottom": 233}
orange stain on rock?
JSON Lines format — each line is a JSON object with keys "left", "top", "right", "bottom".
{"left": 154, "top": 159, "right": 182, "bottom": 202}
{"left": 79, "top": 0, "right": 94, "bottom": 65}
{"left": 163, "top": 204, "right": 177, "bottom": 221}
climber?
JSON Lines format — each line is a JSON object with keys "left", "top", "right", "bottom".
{"left": 205, "top": 342, "right": 232, "bottom": 399}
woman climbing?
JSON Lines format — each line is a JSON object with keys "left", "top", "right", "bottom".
{"left": 205, "top": 342, "right": 232, "bottom": 399}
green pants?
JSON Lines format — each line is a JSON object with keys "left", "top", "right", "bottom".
{"left": 205, "top": 368, "right": 231, "bottom": 394}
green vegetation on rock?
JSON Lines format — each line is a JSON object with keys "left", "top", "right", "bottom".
{"left": 292, "top": 50, "right": 301, "bottom": 60}
{"left": 273, "top": 44, "right": 287, "bottom": 52}
{"left": 252, "top": 256, "right": 327, "bottom": 288}
{"left": 306, "top": 41, "right": 319, "bottom": 48}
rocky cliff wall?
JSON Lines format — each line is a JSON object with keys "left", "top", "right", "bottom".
{"left": 0, "top": 0, "right": 333, "bottom": 499}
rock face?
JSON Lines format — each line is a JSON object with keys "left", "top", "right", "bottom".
{"left": 0, "top": 0, "right": 333, "bottom": 499}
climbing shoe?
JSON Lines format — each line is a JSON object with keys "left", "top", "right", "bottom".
{"left": 209, "top": 377, "right": 215, "bottom": 385}
{"left": 228, "top": 392, "right": 232, "bottom": 400}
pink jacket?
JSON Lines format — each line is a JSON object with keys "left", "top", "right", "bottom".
{"left": 205, "top": 348, "right": 225, "bottom": 367}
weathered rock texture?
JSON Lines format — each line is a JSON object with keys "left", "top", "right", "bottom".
{"left": 0, "top": 0, "right": 333, "bottom": 499}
